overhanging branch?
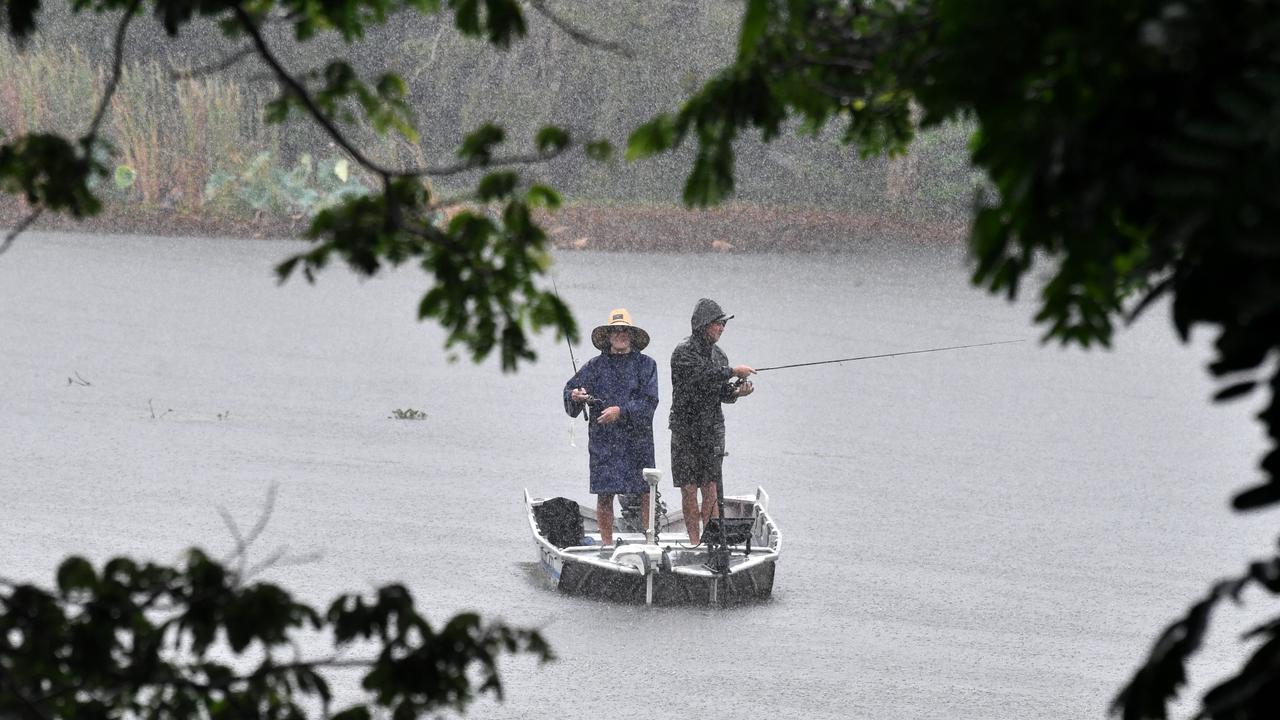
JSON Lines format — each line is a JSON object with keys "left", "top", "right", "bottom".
{"left": 171, "top": 45, "right": 256, "bottom": 80}
{"left": 527, "top": 0, "right": 635, "bottom": 59}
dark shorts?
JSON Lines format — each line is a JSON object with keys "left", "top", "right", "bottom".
{"left": 670, "top": 431, "right": 724, "bottom": 488}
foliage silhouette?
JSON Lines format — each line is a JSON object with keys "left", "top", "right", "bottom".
{"left": 0, "top": 549, "right": 552, "bottom": 718}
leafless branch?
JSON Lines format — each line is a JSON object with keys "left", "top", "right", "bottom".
{"left": 527, "top": 0, "right": 635, "bottom": 59}
{"left": 86, "top": 0, "right": 141, "bottom": 139}
{"left": 171, "top": 45, "right": 256, "bottom": 80}
{"left": 243, "top": 547, "right": 324, "bottom": 582}
{"left": 1, "top": 207, "right": 43, "bottom": 255}
{"left": 799, "top": 54, "right": 875, "bottom": 72}
{"left": 419, "top": 145, "right": 570, "bottom": 177}
{"left": 219, "top": 483, "right": 278, "bottom": 578}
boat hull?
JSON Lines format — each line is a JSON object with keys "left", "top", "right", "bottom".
{"left": 527, "top": 487, "right": 781, "bottom": 607}
{"left": 556, "top": 555, "right": 776, "bottom": 606}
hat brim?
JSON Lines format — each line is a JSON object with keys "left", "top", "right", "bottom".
{"left": 591, "top": 325, "right": 650, "bottom": 352}
{"left": 698, "top": 313, "right": 735, "bottom": 329}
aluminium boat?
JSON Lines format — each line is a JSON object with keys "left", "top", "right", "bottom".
{"left": 524, "top": 470, "right": 781, "bottom": 606}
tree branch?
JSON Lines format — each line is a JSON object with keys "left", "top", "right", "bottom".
{"left": 218, "top": 483, "right": 278, "bottom": 580}
{"left": 171, "top": 45, "right": 256, "bottom": 80}
{"left": 232, "top": 5, "right": 397, "bottom": 181}
{"left": 526, "top": 0, "right": 635, "bottom": 59}
{"left": 0, "top": 207, "right": 43, "bottom": 255}
{"left": 86, "top": 0, "right": 141, "bottom": 140}
{"left": 419, "top": 145, "right": 570, "bottom": 177}
{"left": 234, "top": 6, "right": 571, "bottom": 184}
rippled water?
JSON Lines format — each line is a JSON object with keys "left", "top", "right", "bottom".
{"left": 1, "top": 231, "right": 1271, "bottom": 719}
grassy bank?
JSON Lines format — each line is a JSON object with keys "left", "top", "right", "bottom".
{"left": 2, "top": 36, "right": 972, "bottom": 250}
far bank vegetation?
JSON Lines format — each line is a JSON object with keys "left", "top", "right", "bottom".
{"left": 1, "top": 6, "right": 981, "bottom": 244}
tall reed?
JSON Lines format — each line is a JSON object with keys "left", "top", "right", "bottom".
{"left": 4, "top": 39, "right": 272, "bottom": 212}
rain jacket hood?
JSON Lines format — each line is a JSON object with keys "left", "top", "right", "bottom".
{"left": 690, "top": 298, "right": 732, "bottom": 332}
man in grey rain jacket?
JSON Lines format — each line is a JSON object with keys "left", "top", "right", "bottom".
{"left": 668, "top": 298, "right": 755, "bottom": 544}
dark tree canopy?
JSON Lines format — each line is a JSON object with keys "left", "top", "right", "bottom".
{"left": 0, "top": 549, "right": 552, "bottom": 718}
{"left": 627, "top": 1, "right": 1280, "bottom": 717}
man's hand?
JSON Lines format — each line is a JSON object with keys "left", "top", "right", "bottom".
{"left": 570, "top": 387, "right": 590, "bottom": 403}
{"left": 732, "top": 365, "right": 756, "bottom": 379}
{"left": 596, "top": 406, "right": 622, "bottom": 424}
{"left": 735, "top": 380, "right": 754, "bottom": 397}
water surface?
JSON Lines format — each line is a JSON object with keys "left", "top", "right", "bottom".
{"left": 0, "top": 232, "right": 1270, "bottom": 719}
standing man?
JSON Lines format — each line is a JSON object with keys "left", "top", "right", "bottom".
{"left": 563, "top": 308, "right": 659, "bottom": 546}
{"left": 669, "top": 298, "right": 755, "bottom": 545}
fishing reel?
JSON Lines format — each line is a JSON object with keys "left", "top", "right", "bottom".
{"left": 579, "top": 394, "right": 605, "bottom": 422}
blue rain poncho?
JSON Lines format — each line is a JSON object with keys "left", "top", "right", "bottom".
{"left": 563, "top": 351, "right": 659, "bottom": 495}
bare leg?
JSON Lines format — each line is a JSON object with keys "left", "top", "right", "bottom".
{"left": 640, "top": 492, "right": 651, "bottom": 535}
{"left": 597, "top": 494, "right": 615, "bottom": 546}
{"left": 700, "top": 482, "right": 719, "bottom": 524}
{"left": 680, "top": 485, "right": 701, "bottom": 544}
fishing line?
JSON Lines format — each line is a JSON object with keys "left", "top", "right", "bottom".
{"left": 550, "top": 275, "right": 586, "bottom": 447}
{"left": 752, "top": 339, "right": 1024, "bottom": 373}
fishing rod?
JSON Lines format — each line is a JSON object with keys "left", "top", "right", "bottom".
{"left": 750, "top": 339, "right": 1024, "bottom": 374}
{"left": 551, "top": 276, "right": 580, "bottom": 375}
{"left": 550, "top": 276, "right": 604, "bottom": 438}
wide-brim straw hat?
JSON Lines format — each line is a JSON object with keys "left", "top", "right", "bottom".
{"left": 591, "top": 308, "right": 650, "bottom": 351}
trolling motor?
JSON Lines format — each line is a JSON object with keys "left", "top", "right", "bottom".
{"left": 701, "top": 451, "right": 757, "bottom": 574}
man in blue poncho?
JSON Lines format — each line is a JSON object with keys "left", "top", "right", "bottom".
{"left": 563, "top": 308, "right": 659, "bottom": 546}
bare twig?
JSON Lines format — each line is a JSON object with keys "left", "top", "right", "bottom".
{"left": 171, "top": 45, "right": 256, "bottom": 80}
{"left": 217, "top": 507, "right": 247, "bottom": 561}
{"left": 86, "top": 0, "right": 142, "bottom": 140}
{"left": 799, "top": 54, "right": 875, "bottom": 72}
{"left": 243, "top": 547, "right": 323, "bottom": 582}
{"left": 219, "top": 483, "right": 279, "bottom": 579}
{"left": 527, "top": 0, "right": 636, "bottom": 58}
{"left": 419, "top": 145, "right": 571, "bottom": 177}
{"left": 1, "top": 207, "right": 43, "bottom": 255}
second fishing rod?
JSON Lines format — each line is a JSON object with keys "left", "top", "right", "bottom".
{"left": 729, "top": 339, "right": 1024, "bottom": 387}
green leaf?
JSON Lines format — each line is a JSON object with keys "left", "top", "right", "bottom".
{"left": 56, "top": 556, "right": 97, "bottom": 594}
{"left": 477, "top": 171, "right": 519, "bottom": 201}
{"left": 458, "top": 124, "right": 505, "bottom": 165}
{"left": 534, "top": 126, "right": 570, "bottom": 154}
{"left": 376, "top": 73, "right": 407, "bottom": 99}
{"left": 626, "top": 116, "right": 677, "bottom": 160}
{"left": 526, "top": 184, "right": 561, "bottom": 210}
{"left": 584, "top": 140, "right": 614, "bottom": 162}
{"left": 114, "top": 165, "right": 136, "bottom": 190}
{"left": 739, "top": 0, "right": 769, "bottom": 59}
